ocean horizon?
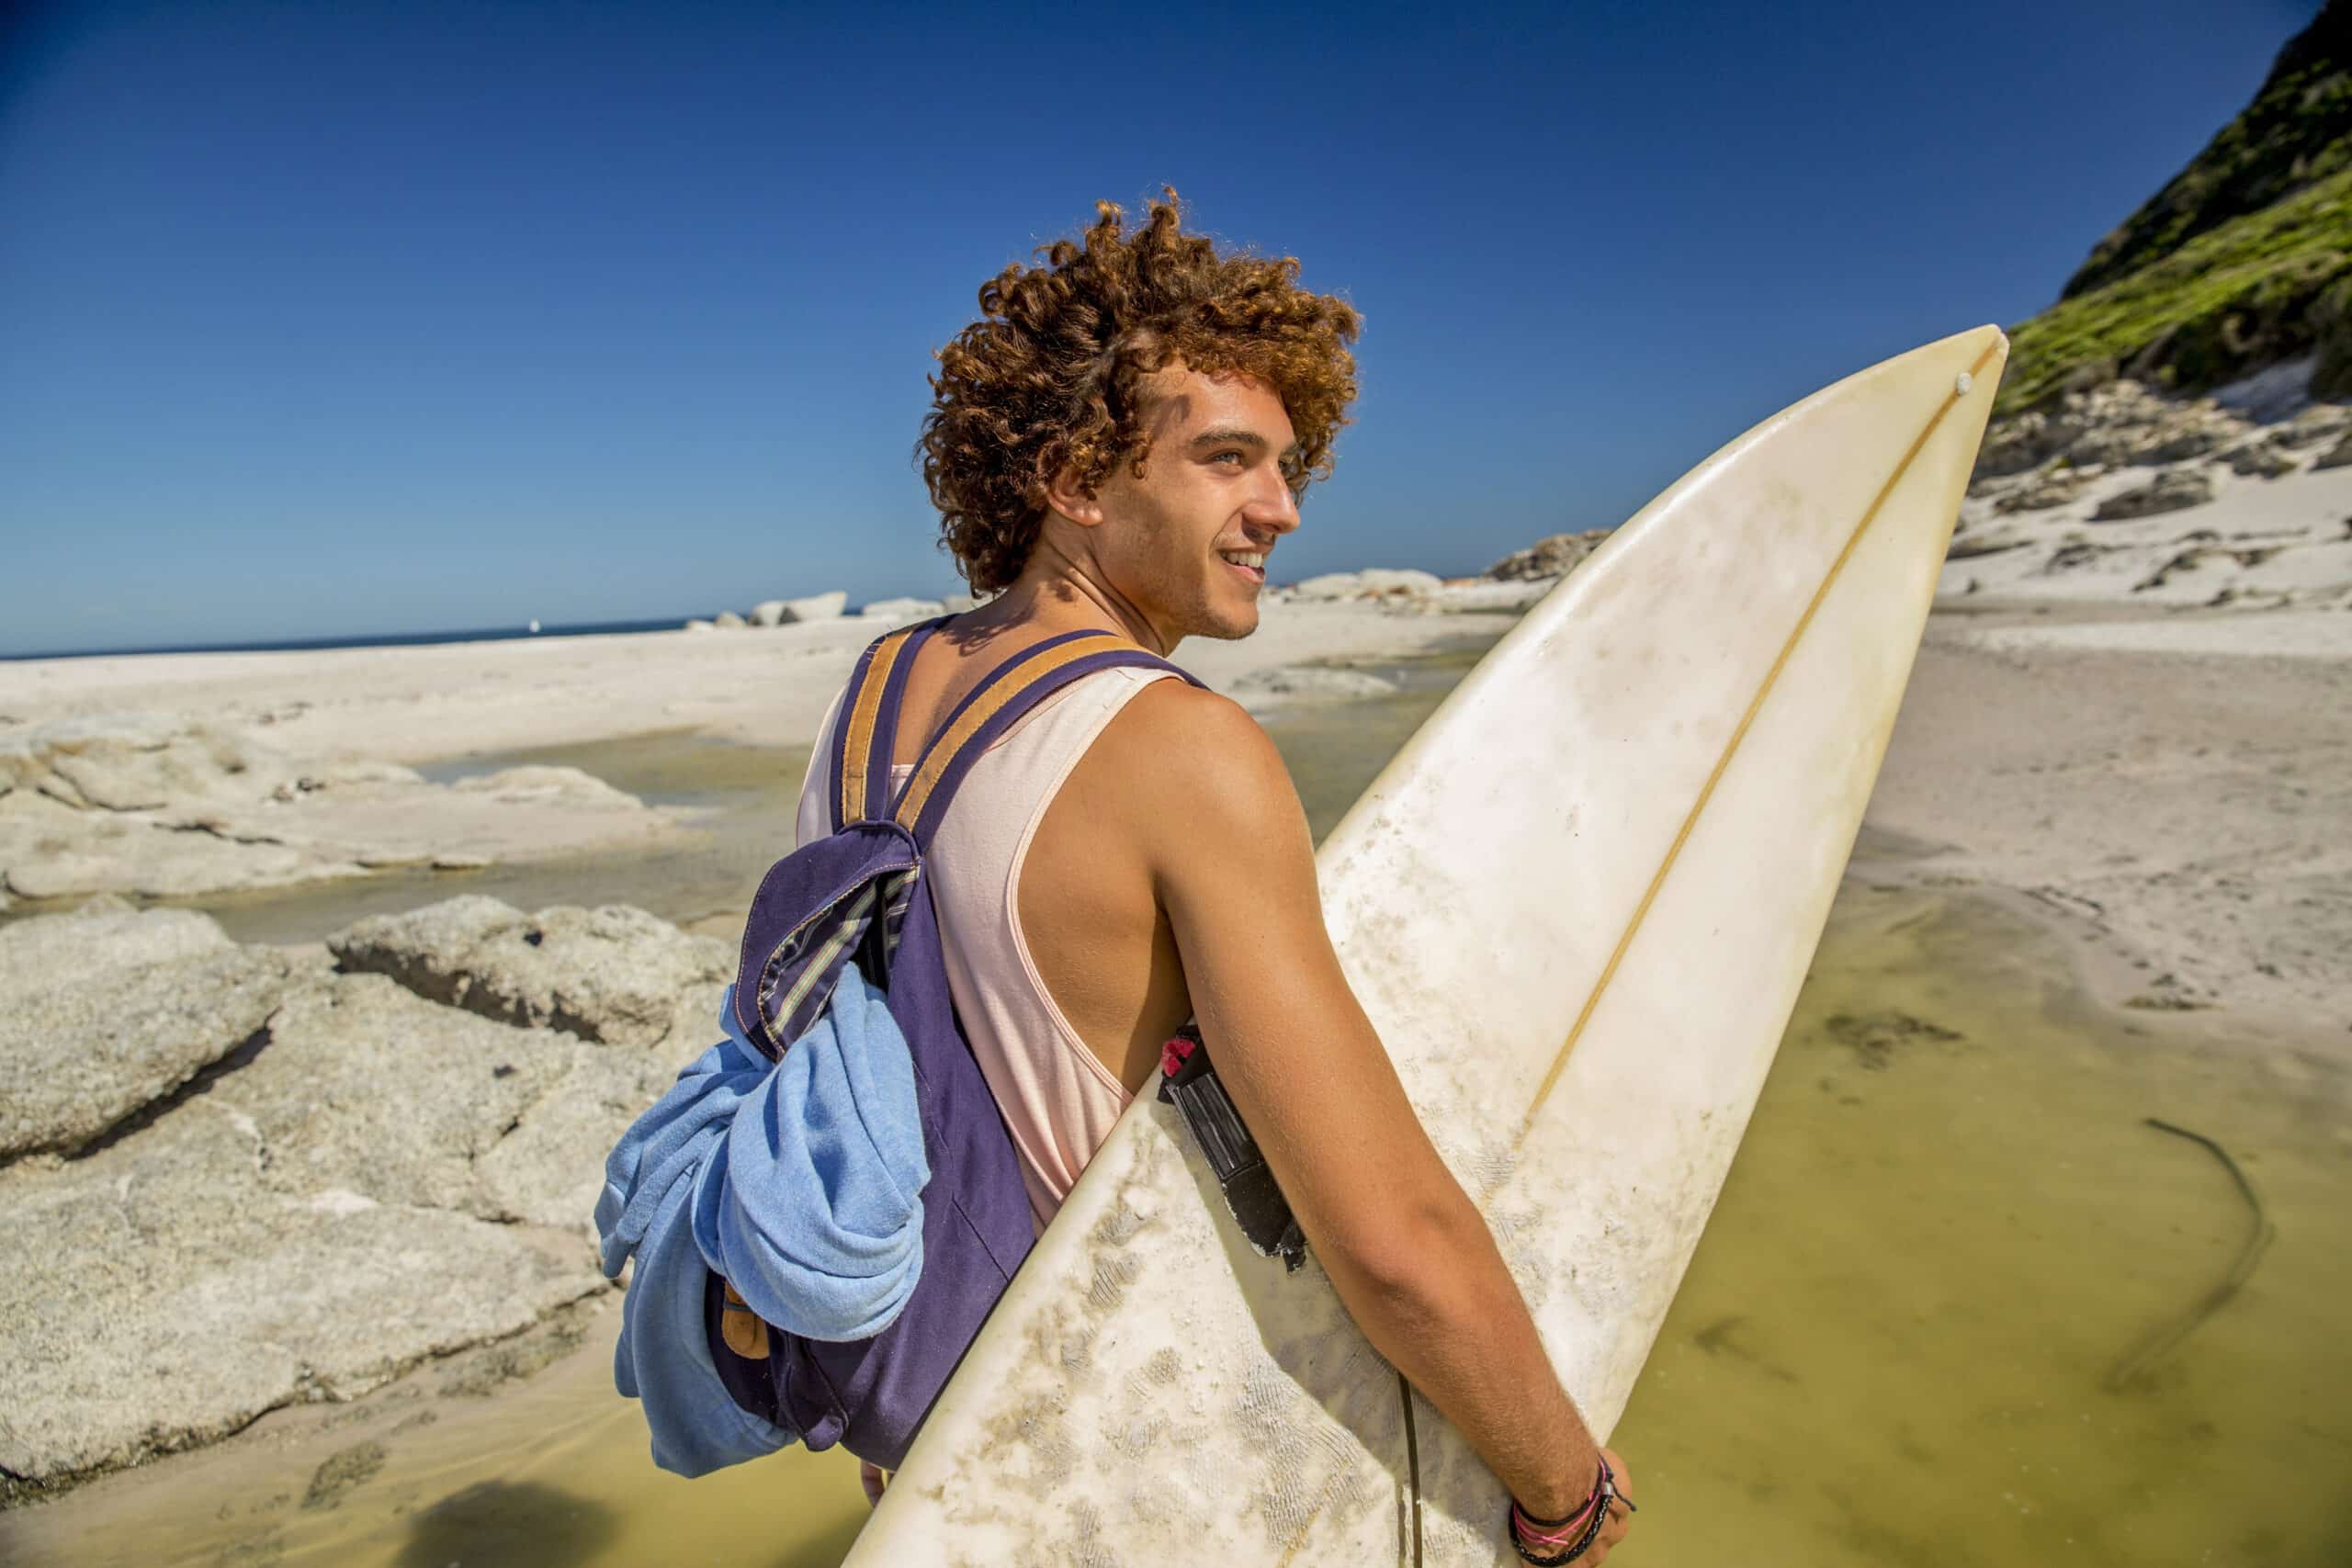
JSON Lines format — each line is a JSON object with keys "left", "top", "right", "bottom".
{"left": 0, "top": 613, "right": 732, "bottom": 665}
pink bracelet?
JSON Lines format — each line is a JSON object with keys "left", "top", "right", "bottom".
{"left": 1511, "top": 1493, "right": 1601, "bottom": 1548}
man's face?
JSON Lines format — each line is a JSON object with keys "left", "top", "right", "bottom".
{"left": 1083, "top": 365, "right": 1301, "bottom": 646}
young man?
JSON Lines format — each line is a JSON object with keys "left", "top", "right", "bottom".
{"left": 807, "top": 194, "right": 1634, "bottom": 1559}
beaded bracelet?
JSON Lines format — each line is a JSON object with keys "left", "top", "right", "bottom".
{"left": 1508, "top": 1457, "right": 1633, "bottom": 1566}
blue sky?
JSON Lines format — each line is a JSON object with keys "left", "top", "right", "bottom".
{"left": 0, "top": 0, "right": 2324, "bottom": 656}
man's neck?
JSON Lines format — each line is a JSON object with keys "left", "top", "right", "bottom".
{"left": 982, "top": 550, "right": 1178, "bottom": 656}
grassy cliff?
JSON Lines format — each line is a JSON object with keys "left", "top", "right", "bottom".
{"left": 1999, "top": 1, "right": 2352, "bottom": 414}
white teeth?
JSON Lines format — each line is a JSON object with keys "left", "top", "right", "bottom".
{"left": 1219, "top": 551, "right": 1265, "bottom": 570}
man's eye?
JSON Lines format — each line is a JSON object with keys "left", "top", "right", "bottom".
{"left": 1212, "top": 451, "right": 1246, "bottom": 467}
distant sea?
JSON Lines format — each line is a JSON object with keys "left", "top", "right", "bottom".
{"left": 1, "top": 615, "right": 712, "bottom": 663}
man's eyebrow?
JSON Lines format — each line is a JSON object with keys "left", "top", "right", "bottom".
{"left": 1187, "top": 427, "right": 1297, "bottom": 456}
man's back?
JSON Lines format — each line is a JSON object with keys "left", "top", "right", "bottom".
{"left": 796, "top": 622, "right": 1207, "bottom": 1226}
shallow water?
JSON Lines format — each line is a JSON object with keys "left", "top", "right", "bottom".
{"left": 186, "top": 729, "right": 816, "bottom": 947}
{"left": 10, "top": 646, "right": 2349, "bottom": 1564}
{"left": 1613, "top": 886, "right": 2352, "bottom": 1565}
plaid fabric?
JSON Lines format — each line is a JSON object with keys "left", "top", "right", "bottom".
{"left": 750, "top": 864, "right": 921, "bottom": 1057}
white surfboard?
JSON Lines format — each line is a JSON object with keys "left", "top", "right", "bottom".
{"left": 845, "top": 324, "right": 2008, "bottom": 1565}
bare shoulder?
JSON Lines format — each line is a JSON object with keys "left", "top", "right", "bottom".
{"left": 1090, "top": 673, "right": 1306, "bottom": 843}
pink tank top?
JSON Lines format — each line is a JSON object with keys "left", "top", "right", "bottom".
{"left": 795, "top": 663, "right": 1184, "bottom": 1232}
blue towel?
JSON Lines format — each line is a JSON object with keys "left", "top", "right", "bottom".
{"left": 594, "top": 960, "right": 930, "bottom": 1476}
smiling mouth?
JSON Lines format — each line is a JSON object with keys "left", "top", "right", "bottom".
{"left": 1218, "top": 548, "right": 1266, "bottom": 585}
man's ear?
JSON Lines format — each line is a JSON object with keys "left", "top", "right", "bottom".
{"left": 1042, "top": 457, "right": 1105, "bottom": 528}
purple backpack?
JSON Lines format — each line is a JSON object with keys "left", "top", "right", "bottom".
{"left": 703, "top": 616, "right": 1202, "bottom": 1469}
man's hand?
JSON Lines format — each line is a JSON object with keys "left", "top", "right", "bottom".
{"left": 1587, "top": 1446, "right": 1634, "bottom": 1561}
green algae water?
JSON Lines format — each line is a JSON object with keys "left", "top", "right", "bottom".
{"left": 1611, "top": 886, "right": 2352, "bottom": 1566}
{"left": 8, "top": 646, "right": 2348, "bottom": 1565}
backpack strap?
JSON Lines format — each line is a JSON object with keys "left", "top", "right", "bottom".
{"left": 827, "top": 618, "right": 947, "bottom": 831}
{"left": 888, "top": 628, "right": 1204, "bottom": 844}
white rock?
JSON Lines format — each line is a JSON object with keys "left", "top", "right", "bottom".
{"left": 755, "top": 591, "right": 848, "bottom": 626}
{"left": 859, "top": 596, "right": 948, "bottom": 626}
{"left": 712, "top": 611, "right": 747, "bottom": 630}
{"left": 1289, "top": 573, "right": 1362, "bottom": 601}
{"left": 1425, "top": 578, "right": 1560, "bottom": 613}
{"left": 1290, "top": 570, "right": 1443, "bottom": 602}
{"left": 1355, "top": 568, "right": 1443, "bottom": 597}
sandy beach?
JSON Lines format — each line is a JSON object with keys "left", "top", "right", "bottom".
{"left": 2, "top": 399, "right": 2349, "bottom": 1563}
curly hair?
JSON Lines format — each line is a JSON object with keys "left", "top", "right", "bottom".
{"left": 919, "top": 191, "right": 1363, "bottom": 594}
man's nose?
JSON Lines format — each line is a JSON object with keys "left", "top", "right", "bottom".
{"left": 1244, "top": 474, "right": 1301, "bottom": 535}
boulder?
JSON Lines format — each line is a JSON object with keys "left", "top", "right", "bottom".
{"left": 0, "top": 902, "right": 291, "bottom": 1159}
{"left": 0, "top": 1080, "right": 602, "bottom": 1484}
{"left": 2116, "top": 405, "right": 2247, "bottom": 465}
{"left": 1288, "top": 573, "right": 1364, "bottom": 601}
{"left": 472, "top": 1036, "right": 693, "bottom": 1230}
{"left": 2041, "top": 541, "right": 2116, "bottom": 574}
{"left": 328, "top": 895, "right": 729, "bottom": 1047}
{"left": 2315, "top": 432, "right": 2352, "bottom": 471}
{"left": 0, "top": 897, "right": 739, "bottom": 1489}
{"left": 1289, "top": 570, "right": 1442, "bottom": 602}
{"left": 1946, "top": 533, "right": 2031, "bottom": 560}
{"left": 2222, "top": 438, "right": 2299, "bottom": 478}
{"left": 1973, "top": 409, "right": 2078, "bottom": 479}
{"left": 712, "top": 611, "right": 747, "bottom": 630}
{"left": 1424, "top": 578, "right": 1560, "bottom": 613}
{"left": 858, "top": 596, "right": 948, "bottom": 626}
{"left": 1484, "top": 530, "right": 1614, "bottom": 582}
{"left": 684, "top": 618, "right": 717, "bottom": 632}
{"left": 783, "top": 591, "right": 849, "bottom": 624}
{"left": 1993, "top": 468, "right": 2091, "bottom": 513}
{"left": 0, "top": 724, "right": 656, "bottom": 905}
{"left": 0, "top": 714, "right": 291, "bottom": 815}
{"left": 751, "top": 591, "right": 848, "bottom": 626}
{"left": 2093, "top": 467, "right": 2216, "bottom": 521}
{"left": 216, "top": 971, "right": 576, "bottom": 1214}
{"left": 2272, "top": 402, "right": 2351, "bottom": 449}
{"left": 1374, "top": 566, "right": 1439, "bottom": 597}
{"left": 1356, "top": 569, "right": 1442, "bottom": 597}
{"left": 0, "top": 783, "right": 331, "bottom": 903}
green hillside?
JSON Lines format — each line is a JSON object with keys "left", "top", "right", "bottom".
{"left": 2065, "top": 0, "right": 2350, "bottom": 299}
{"left": 2001, "top": 1, "right": 2352, "bottom": 414}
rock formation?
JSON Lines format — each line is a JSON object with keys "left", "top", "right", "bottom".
{"left": 1483, "top": 529, "right": 1613, "bottom": 581}
{"left": 328, "top": 895, "right": 729, "bottom": 1046}
{"left": 2093, "top": 467, "right": 2218, "bottom": 521}
{"left": 0, "top": 715, "right": 662, "bottom": 905}
{"left": 1288, "top": 569, "right": 1444, "bottom": 602}
{"left": 857, "top": 596, "right": 948, "bottom": 626}
{"left": 0, "top": 894, "right": 727, "bottom": 1495}
{"left": 751, "top": 591, "right": 848, "bottom": 626}
{"left": 0, "top": 900, "right": 288, "bottom": 1159}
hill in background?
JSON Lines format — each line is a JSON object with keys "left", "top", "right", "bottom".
{"left": 2000, "top": 0, "right": 2352, "bottom": 412}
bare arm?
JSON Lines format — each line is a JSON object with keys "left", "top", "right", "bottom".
{"left": 1107, "top": 682, "right": 1623, "bottom": 1527}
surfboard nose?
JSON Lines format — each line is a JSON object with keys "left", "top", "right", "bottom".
{"left": 1906, "top": 321, "right": 2010, "bottom": 395}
